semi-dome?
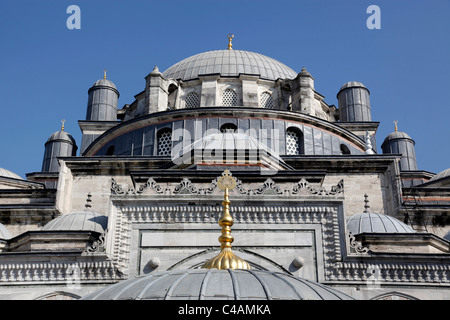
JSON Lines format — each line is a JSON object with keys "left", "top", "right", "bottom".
{"left": 0, "top": 167, "right": 22, "bottom": 180}
{"left": 0, "top": 223, "right": 12, "bottom": 240}
{"left": 81, "top": 269, "right": 354, "bottom": 300}
{"left": 162, "top": 50, "right": 298, "bottom": 82}
{"left": 430, "top": 168, "right": 450, "bottom": 182}
{"left": 42, "top": 210, "right": 107, "bottom": 233}
{"left": 347, "top": 212, "right": 415, "bottom": 234}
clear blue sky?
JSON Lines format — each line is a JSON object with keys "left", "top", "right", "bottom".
{"left": 0, "top": 0, "right": 449, "bottom": 178}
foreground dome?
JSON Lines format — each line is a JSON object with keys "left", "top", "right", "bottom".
{"left": 347, "top": 212, "right": 415, "bottom": 234}
{"left": 81, "top": 269, "right": 353, "bottom": 300}
{"left": 162, "top": 50, "right": 298, "bottom": 81}
{"left": 42, "top": 210, "right": 107, "bottom": 233}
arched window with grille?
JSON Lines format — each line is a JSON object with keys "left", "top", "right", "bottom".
{"left": 260, "top": 91, "right": 274, "bottom": 109}
{"left": 285, "top": 127, "right": 304, "bottom": 155}
{"left": 185, "top": 92, "right": 200, "bottom": 108}
{"left": 222, "top": 89, "right": 238, "bottom": 106}
{"left": 157, "top": 128, "right": 172, "bottom": 156}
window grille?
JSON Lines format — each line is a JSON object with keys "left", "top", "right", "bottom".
{"left": 185, "top": 92, "right": 200, "bottom": 108}
{"left": 286, "top": 129, "right": 301, "bottom": 155}
{"left": 260, "top": 92, "right": 274, "bottom": 109}
{"left": 222, "top": 89, "right": 237, "bottom": 106}
{"left": 157, "top": 129, "right": 172, "bottom": 156}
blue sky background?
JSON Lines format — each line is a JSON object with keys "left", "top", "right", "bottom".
{"left": 0, "top": 0, "right": 449, "bottom": 178}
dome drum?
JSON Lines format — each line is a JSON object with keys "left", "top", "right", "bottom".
{"left": 337, "top": 81, "right": 371, "bottom": 122}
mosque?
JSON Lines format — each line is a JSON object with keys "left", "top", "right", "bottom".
{"left": 0, "top": 35, "right": 449, "bottom": 300}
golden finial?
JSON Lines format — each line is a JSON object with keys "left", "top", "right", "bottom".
{"left": 227, "top": 33, "right": 234, "bottom": 50}
{"left": 202, "top": 170, "right": 251, "bottom": 270}
{"left": 394, "top": 120, "right": 398, "bottom": 132}
{"left": 61, "top": 119, "right": 66, "bottom": 132}
{"left": 103, "top": 69, "right": 107, "bottom": 79}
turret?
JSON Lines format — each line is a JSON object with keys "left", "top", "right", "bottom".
{"left": 337, "top": 81, "right": 371, "bottom": 122}
{"left": 86, "top": 70, "right": 119, "bottom": 121}
{"left": 381, "top": 121, "right": 417, "bottom": 171}
{"left": 41, "top": 120, "right": 77, "bottom": 172}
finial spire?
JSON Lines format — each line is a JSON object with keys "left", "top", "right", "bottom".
{"left": 364, "top": 194, "right": 370, "bottom": 213}
{"left": 227, "top": 33, "right": 234, "bottom": 50}
{"left": 61, "top": 119, "right": 66, "bottom": 132}
{"left": 394, "top": 120, "right": 398, "bottom": 132}
{"left": 103, "top": 69, "right": 107, "bottom": 79}
{"left": 202, "top": 170, "right": 251, "bottom": 270}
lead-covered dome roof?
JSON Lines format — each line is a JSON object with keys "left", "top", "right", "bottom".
{"left": 347, "top": 212, "right": 415, "bottom": 234}
{"left": 81, "top": 269, "right": 353, "bottom": 300}
{"left": 162, "top": 50, "right": 298, "bottom": 81}
{"left": 42, "top": 210, "right": 107, "bottom": 233}
{"left": 0, "top": 168, "right": 22, "bottom": 180}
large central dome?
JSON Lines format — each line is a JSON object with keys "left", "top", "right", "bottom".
{"left": 162, "top": 50, "right": 298, "bottom": 81}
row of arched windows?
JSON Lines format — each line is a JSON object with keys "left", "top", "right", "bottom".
{"left": 106, "top": 126, "right": 351, "bottom": 157}
{"left": 182, "top": 90, "right": 275, "bottom": 108}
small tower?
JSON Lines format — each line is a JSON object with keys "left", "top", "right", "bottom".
{"left": 42, "top": 120, "right": 77, "bottom": 172}
{"left": 381, "top": 121, "right": 417, "bottom": 171}
{"left": 86, "top": 70, "right": 119, "bottom": 121}
{"left": 337, "top": 81, "right": 371, "bottom": 122}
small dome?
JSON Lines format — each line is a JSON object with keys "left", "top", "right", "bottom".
{"left": 0, "top": 223, "right": 12, "bottom": 240}
{"left": 347, "top": 212, "right": 415, "bottom": 234}
{"left": 42, "top": 210, "right": 107, "bottom": 233}
{"left": 45, "top": 130, "right": 76, "bottom": 146}
{"left": 163, "top": 50, "right": 297, "bottom": 81}
{"left": 81, "top": 269, "right": 354, "bottom": 300}
{"left": 0, "top": 168, "right": 22, "bottom": 180}
{"left": 90, "top": 78, "right": 117, "bottom": 90}
{"left": 382, "top": 131, "right": 413, "bottom": 143}
{"left": 430, "top": 168, "right": 450, "bottom": 182}
{"left": 337, "top": 81, "right": 369, "bottom": 95}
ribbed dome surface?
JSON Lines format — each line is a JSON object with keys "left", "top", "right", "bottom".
{"left": 0, "top": 168, "right": 22, "bottom": 180}
{"left": 163, "top": 50, "right": 297, "bottom": 81}
{"left": 42, "top": 211, "right": 107, "bottom": 233}
{"left": 45, "top": 131, "right": 76, "bottom": 145}
{"left": 347, "top": 212, "right": 415, "bottom": 234}
{"left": 0, "top": 223, "right": 12, "bottom": 240}
{"left": 430, "top": 168, "right": 450, "bottom": 181}
{"left": 90, "top": 78, "right": 117, "bottom": 90}
{"left": 81, "top": 269, "right": 354, "bottom": 300}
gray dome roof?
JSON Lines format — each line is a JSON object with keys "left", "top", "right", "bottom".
{"left": 81, "top": 269, "right": 353, "bottom": 300}
{"left": 0, "top": 223, "right": 12, "bottom": 240}
{"left": 45, "top": 130, "right": 76, "bottom": 145}
{"left": 347, "top": 212, "right": 415, "bottom": 234}
{"left": 162, "top": 50, "right": 298, "bottom": 81}
{"left": 90, "top": 78, "right": 117, "bottom": 90}
{"left": 382, "top": 131, "right": 414, "bottom": 144}
{"left": 42, "top": 210, "right": 107, "bottom": 233}
{"left": 0, "top": 168, "right": 22, "bottom": 180}
{"left": 430, "top": 168, "right": 450, "bottom": 181}
{"left": 337, "top": 81, "right": 369, "bottom": 95}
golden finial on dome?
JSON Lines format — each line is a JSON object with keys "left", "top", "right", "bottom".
{"left": 394, "top": 120, "right": 398, "bottom": 132}
{"left": 227, "top": 33, "right": 234, "bottom": 50}
{"left": 103, "top": 69, "right": 107, "bottom": 79}
{"left": 202, "top": 170, "right": 251, "bottom": 270}
{"left": 61, "top": 119, "right": 66, "bottom": 132}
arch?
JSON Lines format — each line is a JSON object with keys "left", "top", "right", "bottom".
{"left": 185, "top": 92, "right": 200, "bottom": 108}
{"left": 285, "top": 127, "right": 304, "bottom": 155}
{"left": 157, "top": 128, "right": 172, "bottom": 156}
{"left": 35, "top": 291, "right": 81, "bottom": 300}
{"left": 371, "top": 291, "right": 419, "bottom": 300}
{"left": 340, "top": 144, "right": 351, "bottom": 155}
{"left": 220, "top": 123, "right": 237, "bottom": 133}
{"left": 222, "top": 88, "right": 238, "bottom": 107}
{"left": 260, "top": 91, "right": 274, "bottom": 109}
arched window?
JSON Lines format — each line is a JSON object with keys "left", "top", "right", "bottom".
{"left": 222, "top": 89, "right": 237, "bottom": 106}
{"left": 157, "top": 128, "right": 172, "bottom": 156}
{"left": 185, "top": 92, "right": 200, "bottom": 108}
{"left": 260, "top": 91, "right": 274, "bottom": 109}
{"left": 220, "top": 123, "right": 237, "bottom": 133}
{"left": 340, "top": 144, "right": 351, "bottom": 155}
{"left": 286, "top": 128, "right": 304, "bottom": 155}
{"left": 106, "top": 145, "right": 115, "bottom": 156}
